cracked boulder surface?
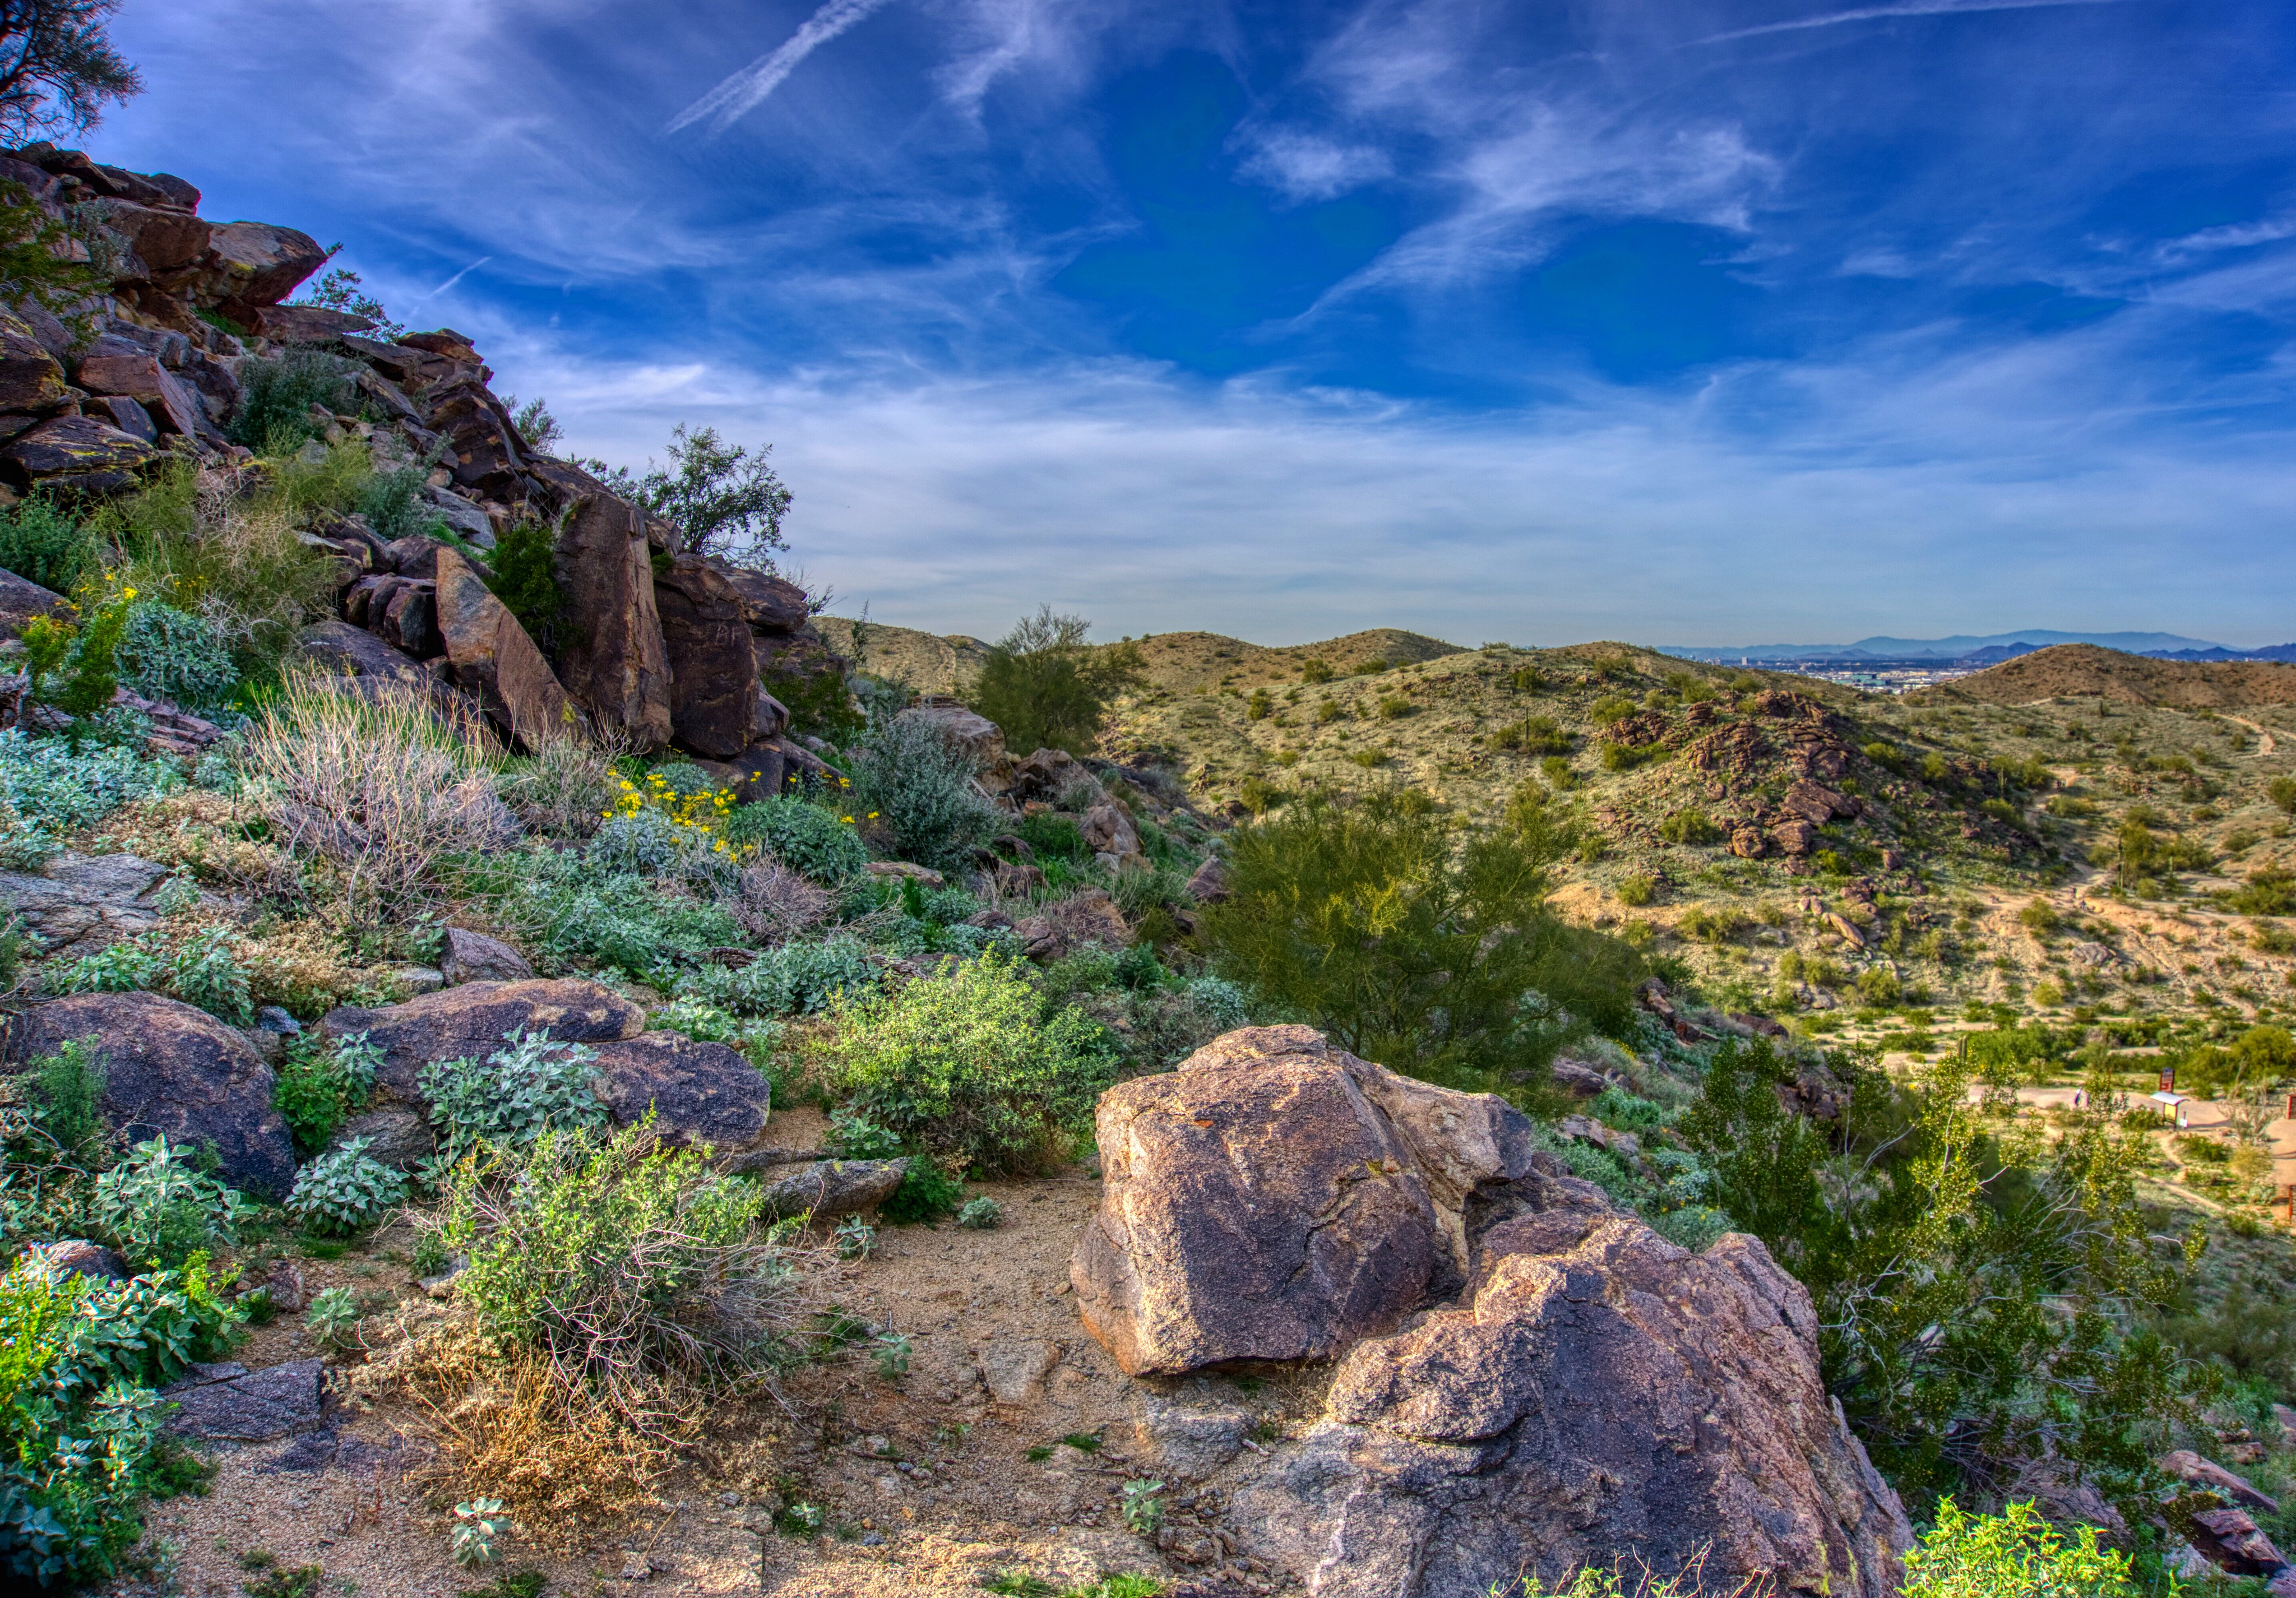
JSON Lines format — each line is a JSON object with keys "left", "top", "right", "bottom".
{"left": 1070, "top": 1025, "right": 1550, "bottom": 1376}
{"left": 1232, "top": 1208, "right": 1912, "bottom": 1598}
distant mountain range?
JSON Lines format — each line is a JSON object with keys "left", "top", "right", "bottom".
{"left": 1662, "top": 630, "right": 2296, "bottom": 664}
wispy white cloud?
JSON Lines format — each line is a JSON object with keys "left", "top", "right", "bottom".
{"left": 668, "top": 0, "right": 902, "bottom": 136}
{"left": 1234, "top": 129, "right": 1392, "bottom": 202}
{"left": 1684, "top": 0, "right": 2127, "bottom": 48}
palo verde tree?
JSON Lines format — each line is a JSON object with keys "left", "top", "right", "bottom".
{"left": 1682, "top": 1039, "right": 2212, "bottom": 1521}
{"left": 1201, "top": 788, "right": 1642, "bottom": 1091}
{"left": 590, "top": 424, "right": 791, "bottom": 567}
{"left": 970, "top": 606, "right": 1145, "bottom": 758}
{"left": 0, "top": 0, "right": 140, "bottom": 145}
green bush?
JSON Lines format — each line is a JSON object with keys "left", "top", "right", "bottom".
{"left": 0, "top": 498, "right": 94, "bottom": 595}
{"left": 355, "top": 460, "right": 443, "bottom": 543}
{"left": 285, "top": 1138, "right": 408, "bottom": 1235}
{"left": 436, "top": 1121, "right": 799, "bottom": 1400}
{"left": 490, "top": 850, "right": 745, "bottom": 982}
{"left": 272, "top": 1031, "right": 381, "bottom": 1158}
{"left": 1899, "top": 1498, "right": 2135, "bottom": 1596}
{"left": 51, "top": 938, "right": 160, "bottom": 997}
{"left": 0, "top": 730, "right": 179, "bottom": 864}
{"left": 483, "top": 516, "right": 570, "bottom": 652}
{"left": 165, "top": 927, "right": 253, "bottom": 1025}
{"left": 20, "top": 1039, "right": 107, "bottom": 1162}
{"left": 877, "top": 1153, "right": 966, "bottom": 1225}
{"left": 675, "top": 935, "right": 877, "bottom": 1017}
{"left": 0, "top": 1252, "right": 243, "bottom": 1586}
{"left": 419, "top": 1029, "right": 609, "bottom": 1161}
{"left": 1656, "top": 810, "right": 1721, "bottom": 846}
{"left": 114, "top": 600, "right": 238, "bottom": 714}
{"left": 88, "top": 1137, "right": 254, "bottom": 1271}
{"left": 722, "top": 796, "right": 869, "bottom": 883}
{"left": 225, "top": 348, "right": 359, "bottom": 451}
{"left": 1016, "top": 811, "right": 1087, "bottom": 861}
{"left": 851, "top": 713, "right": 1002, "bottom": 873}
{"left": 970, "top": 608, "right": 1144, "bottom": 757}
{"left": 811, "top": 951, "right": 1117, "bottom": 1175}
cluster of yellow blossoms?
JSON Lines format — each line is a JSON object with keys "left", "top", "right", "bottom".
{"left": 603, "top": 770, "right": 738, "bottom": 854}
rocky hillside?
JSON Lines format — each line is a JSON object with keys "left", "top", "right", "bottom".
{"left": 1909, "top": 643, "right": 2296, "bottom": 708}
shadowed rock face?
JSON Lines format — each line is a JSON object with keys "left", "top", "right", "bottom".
{"left": 1235, "top": 1211, "right": 1913, "bottom": 1598}
{"left": 6, "top": 992, "right": 297, "bottom": 1199}
{"left": 1071, "top": 1025, "right": 1546, "bottom": 1376}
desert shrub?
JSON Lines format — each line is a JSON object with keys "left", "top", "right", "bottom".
{"left": 113, "top": 600, "right": 238, "bottom": 714}
{"left": 484, "top": 516, "right": 570, "bottom": 652}
{"left": 240, "top": 677, "right": 505, "bottom": 931}
{"left": 587, "top": 808, "right": 735, "bottom": 893}
{"left": 971, "top": 608, "right": 1145, "bottom": 757}
{"left": 1657, "top": 810, "right": 1721, "bottom": 846}
{"left": 2227, "top": 868, "right": 2296, "bottom": 917}
{"left": 811, "top": 951, "right": 1116, "bottom": 1175}
{"left": 285, "top": 1138, "right": 408, "bottom": 1235}
{"left": 355, "top": 459, "right": 442, "bottom": 543}
{"left": 957, "top": 1196, "right": 1002, "bottom": 1230}
{"left": 433, "top": 1121, "right": 809, "bottom": 1418}
{"left": 850, "top": 713, "right": 1001, "bottom": 873}
{"left": 96, "top": 459, "right": 341, "bottom": 670}
{"left": 1684, "top": 1040, "right": 2209, "bottom": 1518}
{"left": 674, "top": 935, "right": 876, "bottom": 1017}
{"left": 1899, "top": 1497, "right": 2135, "bottom": 1596}
{"left": 50, "top": 938, "right": 159, "bottom": 996}
{"left": 0, "top": 729, "right": 179, "bottom": 864}
{"left": 494, "top": 736, "right": 617, "bottom": 841}
{"left": 1204, "top": 794, "right": 1641, "bottom": 1091}
{"left": 420, "top": 1030, "right": 609, "bottom": 1162}
{"left": 165, "top": 925, "right": 253, "bottom": 1025}
{"left": 88, "top": 1136, "right": 254, "bottom": 1270}
{"left": 0, "top": 497, "right": 94, "bottom": 595}
{"left": 272, "top": 1031, "right": 381, "bottom": 1157}
{"left": 721, "top": 796, "right": 868, "bottom": 883}
{"left": 1616, "top": 874, "right": 1655, "bottom": 907}
{"left": 0, "top": 1252, "right": 243, "bottom": 1586}
{"left": 1016, "top": 811, "right": 1087, "bottom": 862}
{"left": 226, "top": 347, "right": 359, "bottom": 451}
{"left": 877, "top": 1154, "right": 966, "bottom": 1225}
{"left": 489, "top": 853, "right": 743, "bottom": 983}
{"left": 17, "top": 1038, "right": 107, "bottom": 1163}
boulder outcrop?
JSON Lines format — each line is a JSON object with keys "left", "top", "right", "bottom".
{"left": 591, "top": 1032, "right": 773, "bottom": 1152}
{"left": 1234, "top": 1211, "right": 1913, "bottom": 1597}
{"left": 318, "top": 977, "right": 646, "bottom": 1099}
{"left": 431, "top": 545, "right": 578, "bottom": 749}
{"left": 1071, "top": 1025, "right": 1548, "bottom": 1375}
{"left": 5, "top": 992, "right": 297, "bottom": 1199}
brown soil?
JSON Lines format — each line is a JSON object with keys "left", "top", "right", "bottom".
{"left": 126, "top": 1114, "right": 1311, "bottom": 1598}
{"left": 1908, "top": 643, "right": 2296, "bottom": 708}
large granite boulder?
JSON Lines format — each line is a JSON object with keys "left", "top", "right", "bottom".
{"left": 1233, "top": 1207, "right": 1913, "bottom": 1598}
{"left": 654, "top": 552, "right": 768, "bottom": 759}
{"left": 530, "top": 465, "right": 673, "bottom": 749}
{"left": 74, "top": 350, "right": 203, "bottom": 436}
{"left": 1071, "top": 1025, "right": 1545, "bottom": 1375}
{"left": 195, "top": 220, "right": 330, "bottom": 321}
{"left": 432, "top": 545, "right": 578, "bottom": 749}
{"left": 4, "top": 992, "right": 297, "bottom": 1199}
{"left": 591, "top": 1032, "right": 772, "bottom": 1152}
{"left": 318, "top": 978, "right": 646, "bottom": 1100}
{"left": 901, "top": 702, "right": 1004, "bottom": 766}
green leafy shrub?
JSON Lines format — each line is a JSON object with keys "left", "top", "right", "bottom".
{"left": 1656, "top": 810, "right": 1721, "bottom": 846}
{"left": 52, "top": 938, "right": 160, "bottom": 996}
{"left": 1615, "top": 874, "right": 1655, "bottom": 907}
{"left": 89, "top": 1137, "right": 253, "bottom": 1270}
{"left": 957, "top": 1196, "right": 1002, "bottom": 1230}
{"left": 490, "top": 849, "right": 744, "bottom": 982}
{"left": 0, "top": 1252, "right": 243, "bottom": 1586}
{"left": 226, "top": 348, "right": 359, "bottom": 451}
{"left": 286, "top": 1138, "right": 409, "bottom": 1235}
{"left": 165, "top": 926, "right": 253, "bottom": 1025}
{"left": 721, "top": 796, "right": 868, "bottom": 883}
{"left": 355, "top": 460, "right": 443, "bottom": 543}
{"left": 114, "top": 600, "right": 238, "bottom": 714}
{"left": 303, "top": 1285, "right": 360, "bottom": 1351}
{"left": 675, "top": 936, "right": 877, "bottom": 1017}
{"left": 435, "top": 1121, "right": 803, "bottom": 1405}
{"left": 0, "top": 498, "right": 94, "bottom": 595}
{"left": 419, "top": 1029, "right": 608, "bottom": 1161}
{"left": 586, "top": 808, "right": 738, "bottom": 892}
{"left": 20, "top": 1038, "right": 107, "bottom": 1162}
{"left": 851, "top": 714, "right": 1002, "bottom": 873}
{"left": 0, "top": 730, "right": 180, "bottom": 861}
{"left": 811, "top": 951, "right": 1116, "bottom": 1175}
{"left": 877, "top": 1154, "right": 966, "bottom": 1224}
{"left": 272, "top": 1031, "right": 381, "bottom": 1159}
{"left": 1899, "top": 1498, "right": 2135, "bottom": 1596}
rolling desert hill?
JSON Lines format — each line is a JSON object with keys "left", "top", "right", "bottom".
{"left": 1908, "top": 643, "right": 2296, "bottom": 708}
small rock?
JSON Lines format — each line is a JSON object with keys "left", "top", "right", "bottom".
{"left": 438, "top": 925, "right": 534, "bottom": 985}
{"left": 979, "top": 1339, "right": 1059, "bottom": 1405}
{"left": 255, "top": 1005, "right": 302, "bottom": 1036}
{"left": 161, "top": 1359, "right": 327, "bottom": 1442}
{"left": 29, "top": 1239, "right": 127, "bottom": 1282}
{"left": 751, "top": 1157, "right": 908, "bottom": 1219}
{"left": 259, "top": 1258, "right": 308, "bottom": 1313}
{"left": 383, "top": 963, "right": 446, "bottom": 996}
{"left": 1132, "top": 1391, "right": 1251, "bottom": 1481}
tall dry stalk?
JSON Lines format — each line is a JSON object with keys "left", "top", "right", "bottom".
{"left": 240, "top": 670, "right": 505, "bottom": 933}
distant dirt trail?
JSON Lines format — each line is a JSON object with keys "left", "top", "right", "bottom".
{"left": 2225, "top": 714, "right": 2276, "bottom": 754}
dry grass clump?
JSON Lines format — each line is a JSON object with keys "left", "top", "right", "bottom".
{"left": 98, "top": 788, "right": 294, "bottom": 893}
{"left": 497, "top": 733, "right": 621, "bottom": 841}
{"left": 728, "top": 859, "right": 832, "bottom": 944}
{"left": 241, "top": 673, "right": 506, "bottom": 931}
{"left": 362, "top": 1309, "right": 679, "bottom": 1541}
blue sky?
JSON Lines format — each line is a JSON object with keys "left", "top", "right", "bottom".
{"left": 86, "top": 0, "right": 2296, "bottom": 647}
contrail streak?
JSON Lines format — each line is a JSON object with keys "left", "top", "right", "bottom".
{"left": 668, "top": 0, "right": 897, "bottom": 136}
{"left": 1687, "top": 0, "right": 2123, "bottom": 47}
